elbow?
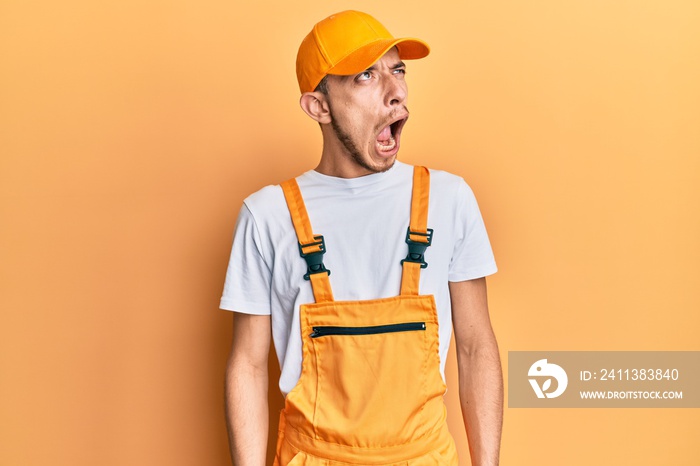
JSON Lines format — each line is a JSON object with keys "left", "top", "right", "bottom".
{"left": 455, "top": 328, "right": 500, "bottom": 363}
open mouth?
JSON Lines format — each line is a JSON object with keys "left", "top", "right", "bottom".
{"left": 376, "top": 117, "right": 408, "bottom": 152}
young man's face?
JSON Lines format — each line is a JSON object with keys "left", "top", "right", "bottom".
{"left": 324, "top": 47, "right": 409, "bottom": 174}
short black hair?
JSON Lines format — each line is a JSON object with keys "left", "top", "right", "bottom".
{"left": 314, "top": 76, "right": 329, "bottom": 94}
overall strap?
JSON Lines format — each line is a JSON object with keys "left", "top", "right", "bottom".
{"left": 400, "top": 166, "right": 433, "bottom": 296}
{"left": 280, "top": 178, "right": 334, "bottom": 303}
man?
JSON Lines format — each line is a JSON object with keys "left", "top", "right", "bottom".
{"left": 222, "top": 10, "right": 503, "bottom": 466}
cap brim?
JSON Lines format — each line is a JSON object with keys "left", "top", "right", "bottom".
{"left": 326, "top": 37, "right": 430, "bottom": 76}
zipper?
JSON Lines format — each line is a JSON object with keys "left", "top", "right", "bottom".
{"left": 310, "top": 322, "right": 426, "bottom": 339}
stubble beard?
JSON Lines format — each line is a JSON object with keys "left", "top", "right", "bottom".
{"left": 329, "top": 107, "right": 395, "bottom": 174}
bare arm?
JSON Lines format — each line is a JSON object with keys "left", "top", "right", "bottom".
{"left": 225, "top": 312, "right": 271, "bottom": 466}
{"left": 449, "top": 278, "right": 503, "bottom": 466}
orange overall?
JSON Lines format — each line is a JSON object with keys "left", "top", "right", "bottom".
{"left": 275, "top": 166, "right": 458, "bottom": 465}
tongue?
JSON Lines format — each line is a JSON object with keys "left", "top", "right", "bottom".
{"left": 376, "top": 125, "right": 392, "bottom": 143}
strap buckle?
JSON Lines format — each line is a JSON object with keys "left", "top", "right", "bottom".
{"left": 298, "top": 235, "right": 331, "bottom": 280}
{"left": 401, "top": 227, "right": 433, "bottom": 269}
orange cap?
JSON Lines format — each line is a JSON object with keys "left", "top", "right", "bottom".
{"left": 296, "top": 10, "right": 430, "bottom": 94}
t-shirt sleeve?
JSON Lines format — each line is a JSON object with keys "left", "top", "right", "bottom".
{"left": 219, "top": 203, "right": 272, "bottom": 314}
{"left": 448, "top": 179, "right": 498, "bottom": 281}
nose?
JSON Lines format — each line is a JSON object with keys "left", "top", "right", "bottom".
{"left": 384, "top": 74, "right": 407, "bottom": 107}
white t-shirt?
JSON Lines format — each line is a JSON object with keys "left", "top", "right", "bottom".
{"left": 220, "top": 161, "right": 497, "bottom": 395}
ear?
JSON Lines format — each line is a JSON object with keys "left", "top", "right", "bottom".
{"left": 299, "top": 92, "right": 332, "bottom": 124}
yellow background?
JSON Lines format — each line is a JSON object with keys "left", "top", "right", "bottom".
{"left": 1, "top": 1, "right": 698, "bottom": 465}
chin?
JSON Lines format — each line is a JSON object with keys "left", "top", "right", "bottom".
{"left": 369, "top": 154, "right": 398, "bottom": 173}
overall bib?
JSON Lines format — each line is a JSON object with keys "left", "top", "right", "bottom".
{"left": 274, "top": 166, "right": 459, "bottom": 465}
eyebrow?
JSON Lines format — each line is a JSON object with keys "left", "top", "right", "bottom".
{"left": 366, "top": 61, "right": 406, "bottom": 71}
{"left": 340, "top": 61, "right": 407, "bottom": 83}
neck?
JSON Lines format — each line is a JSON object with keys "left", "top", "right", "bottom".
{"left": 314, "top": 126, "right": 387, "bottom": 179}
{"left": 314, "top": 133, "right": 366, "bottom": 178}
{"left": 315, "top": 156, "right": 373, "bottom": 179}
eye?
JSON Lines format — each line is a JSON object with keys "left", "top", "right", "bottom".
{"left": 356, "top": 70, "right": 373, "bottom": 82}
{"left": 393, "top": 68, "right": 406, "bottom": 76}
